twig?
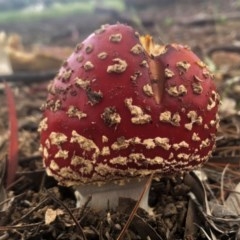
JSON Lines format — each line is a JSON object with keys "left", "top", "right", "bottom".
{"left": 220, "top": 164, "right": 229, "bottom": 204}
{"left": 117, "top": 173, "right": 154, "bottom": 240}
{"left": 207, "top": 45, "right": 240, "bottom": 57}
{"left": 0, "top": 70, "right": 57, "bottom": 83}
{"left": 79, "top": 195, "right": 92, "bottom": 221}
{"left": 18, "top": 155, "right": 42, "bottom": 163}
{"left": 208, "top": 156, "right": 240, "bottom": 166}
{"left": 0, "top": 232, "right": 9, "bottom": 240}
{"left": 0, "top": 192, "right": 25, "bottom": 210}
{"left": 12, "top": 196, "right": 50, "bottom": 225}
{"left": 0, "top": 222, "right": 42, "bottom": 231}
{"left": 47, "top": 190, "right": 87, "bottom": 240}
{"left": 177, "top": 12, "right": 240, "bottom": 26}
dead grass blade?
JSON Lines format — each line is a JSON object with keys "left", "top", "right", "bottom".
{"left": 117, "top": 173, "right": 154, "bottom": 240}
{"left": 220, "top": 164, "right": 229, "bottom": 204}
{"left": 0, "top": 222, "right": 42, "bottom": 231}
{"left": 0, "top": 156, "right": 7, "bottom": 211}
{"left": 4, "top": 82, "right": 18, "bottom": 187}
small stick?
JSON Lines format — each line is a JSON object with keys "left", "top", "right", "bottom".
{"left": 117, "top": 173, "right": 154, "bottom": 240}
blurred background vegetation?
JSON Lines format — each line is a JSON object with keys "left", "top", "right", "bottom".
{"left": 0, "top": 0, "right": 125, "bottom": 23}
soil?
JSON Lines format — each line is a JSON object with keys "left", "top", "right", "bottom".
{"left": 1, "top": 1, "right": 240, "bottom": 239}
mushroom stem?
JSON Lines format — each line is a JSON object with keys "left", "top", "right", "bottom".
{"left": 75, "top": 177, "right": 152, "bottom": 213}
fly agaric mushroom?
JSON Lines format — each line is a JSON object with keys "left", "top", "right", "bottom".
{"left": 39, "top": 23, "right": 220, "bottom": 211}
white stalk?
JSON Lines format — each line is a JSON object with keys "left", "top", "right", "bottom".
{"left": 75, "top": 176, "right": 152, "bottom": 213}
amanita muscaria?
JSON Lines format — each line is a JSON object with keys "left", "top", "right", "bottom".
{"left": 39, "top": 23, "right": 220, "bottom": 211}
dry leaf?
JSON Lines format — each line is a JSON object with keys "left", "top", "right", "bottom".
{"left": 184, "top": 171, "right": 240, "bottom": 237}
{"left": 225, "top": 183, "right": 240, "bottom": 216}
{"left": 1, "top": 32, "right": 72, "bottom": 72}
{"left": 184, "top": 199, "right": 201, "bottom": 239}
{"left": 184, "top": 172, "right": 218, "bottom": 239}
{"left": 0, "top": 32, "right": 13, "bottom": 75}
{"left": 219, "top": 98, "right": 236, "bottom": 116}
{"left": 44, "top": 208, "right": 64, "bottom": 225}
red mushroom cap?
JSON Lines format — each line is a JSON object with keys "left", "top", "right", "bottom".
{"left": 39, "top": 24, "right": 220, "bottom": 187}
